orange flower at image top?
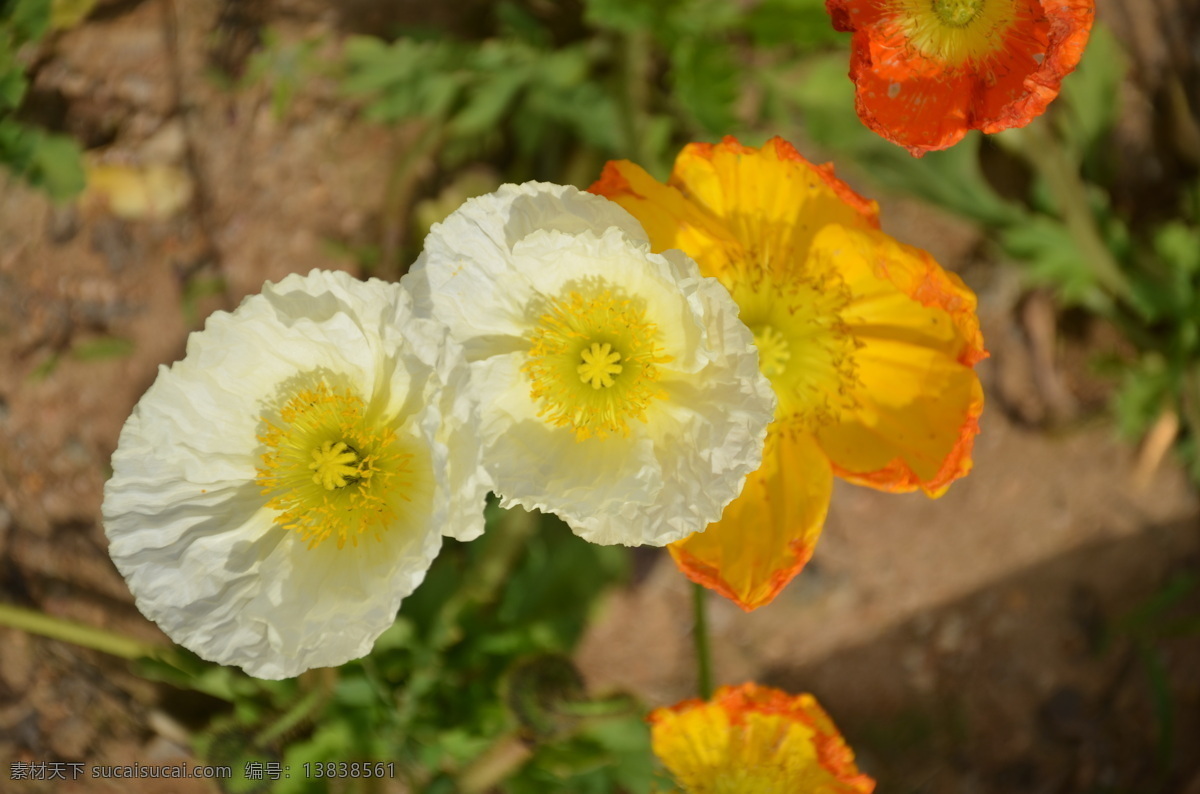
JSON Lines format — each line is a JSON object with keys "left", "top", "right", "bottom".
{"left": 591, "top": 137, "right": 986, "bottom": 611}
{"left": 650, "top": 683, "right": 875, "bottom": 793}
{"left": 825, "top": 0, "right": 1094, "bottom": 155}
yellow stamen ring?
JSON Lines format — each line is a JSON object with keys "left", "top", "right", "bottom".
{"left": 894, "top": 0, "right": 1016, "bottom": 65}
{"left": 256, "top": 383, "right": 413, "bottom": 549}
{"left": 524, "top": 289, "right": 670, "bottom": 440}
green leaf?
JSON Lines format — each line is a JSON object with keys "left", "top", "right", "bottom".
{"left": 496, "top": 1, "right": 553, "bottom": 47}
{"left": 523, "top": 75, "right": 623, "bottom": 154}
{"left": 494, "top": 513, "right": 628, "bottom": 651}
{"left": 1154, "top": 221, "right": 1200, "bottom": 277}
{"left": 743, "top": 0, "right": 842, "bottom": 49}
{"left": 333, "top": 676, "right": 380, "bottom": 709}
{"left": 0, "top": 67, "right": 27, "bottom": 111}
{"left": 71, "top": 336, "right": 134, "bottom": 361}
{"left": 1056, "top": 25, "right": 1126, "bottom": 160}
{"left": 670, "top": 37, "right": 739, "bottom": 134}
{"left": 371, "top": 616, "right": 415, "bottom": 653}
{"left": 0, "top": 120, "right": 85, "bottom": 200}
{"left": 584, "top": 715, "right": 656, "bottom": 794}
{"left": 583, "top": 0, "right": 675, "bottom": 34}
{"left": 1113, "top": 355, "right": 1173, "bottom": 439}
{"left": 1003, "top": 214, "right": 1115, "bottom": 311}
{"left": 451, "top": 67, "right": 528, "bottom": 139}
{"left": 5, "top": 0, "right": 53, "bottom": 44}
{"left": 29, "top": 130, "right": 86, "bottom": 199}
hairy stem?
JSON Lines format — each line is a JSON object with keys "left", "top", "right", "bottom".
{"left": 692, "top": 582, "right": 713, "bottom": 699}
{"left": 0, "top": 603, "right": 162, "bottom": 660}
{"left": 1017, "top": 121, "right": 1131, "bottom": 302}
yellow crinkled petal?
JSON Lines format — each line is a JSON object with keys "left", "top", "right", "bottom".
{"left": 822, "top": 224, "right": 986, "bottom": 368}
{"left": 590, "top": 159, "right": 739, "bottom": 277}
{"left": 810, "top": 225, "right": 985, "bottom": 495}
{"left": 650, "top": 683, "right": 875, "bottom": 794}
{"left": 666, "top": 137, "right": 880, "bottom": 283}
{"left": 591, "top": 137, "right": 880, "bottom": 286}
{"left": 669, "top": 430, "right": 832, "bottom": 612}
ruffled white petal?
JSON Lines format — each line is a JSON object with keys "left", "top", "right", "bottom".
{"left": 405, "top": 182, "right": 651, "bottom": 359}
{"left": 405, "top": 183, "right": 775, "bottom": 547}
{"left": 103, "top": 269, "right": 486, "bottom": 678}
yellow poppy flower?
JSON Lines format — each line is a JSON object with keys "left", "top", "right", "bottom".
{"left": 650, "top": 683, "right": 875, "bottom": 793}
{"left": 591, "top": 137, "right": 985, "bottom": 610}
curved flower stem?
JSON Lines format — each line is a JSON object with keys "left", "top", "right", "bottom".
{"left": 255, "top": 669, "right": 335, "bottom": 745}
{"left": 459, "top": 733, "right": 533, "bottom": 794}
{"left": 0, "top": 602, "right": 162, "bottom": 660}
{"left": 691, "top": 582, "right": 713, "bottom": 699}
{"left": 1016, "top": 120, "right": 1132, "bottom": 303}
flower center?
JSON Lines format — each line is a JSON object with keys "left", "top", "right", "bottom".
{"left": 931, "top": 0, "right": 983, "bottom": 26}
{"left": 256, "top": 383, "right": 413, "bottom": 549}
{"left": 309, "top": 440, "right": 361, "bottom": 489}
{"left": 894, "top": 0, "right": 1015, "bottom": 65}
{"left": 523, "top": 288, "right": 669, "bottom": 440}
{"left": 725, "top": 264, "right": 859, "bottom": 432}
{"left": 751, "top": 325, "right": 791, "bottom": 378}
{"left": 578, "top": 342, "right": 623, "bottom": 389}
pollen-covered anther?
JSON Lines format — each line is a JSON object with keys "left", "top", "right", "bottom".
{"left": 578, "top": 342, "right": 623, "bottom": 389}
{"left": 309, "top": 440, "right": 361, "bottom": 489}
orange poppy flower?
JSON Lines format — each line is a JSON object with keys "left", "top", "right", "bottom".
{"left": 649, "top": 683, "right": 875, "bottom": 793}
{"left": 590, "top": 137, "right": 985, "bottom": 610}
{"left": 825, "top": 0, "right": 1094, "bottom": 155}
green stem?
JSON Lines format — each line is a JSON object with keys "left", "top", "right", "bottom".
{"left": 1017, "top": 121, "right": 1132, "bottom": 302}
{"left": 616, "top": 30, "right": 652, "bottom": 166}
{"left": 0, "top": 602, "right": 162, "bottom": 660}
{"left": 255, "top": 669, "right": 334, "bottom": 745}
{"left": 458, "top": 733, "right": 533, "bottom": 794}
{"left": 378, "top": 117, "right": 444, "bottom": 281}
{"left": 691, "top": 583, "right": 713, "bottom": 699}
{"left": 394, "top": 505, "right": 539, "bottom": 728}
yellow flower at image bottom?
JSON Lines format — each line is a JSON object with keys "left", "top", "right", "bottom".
{"left": 591, "top": 137, "right": 986, "bottom": 610}
{"left": 650, "top": 683, "right": 875, "bottom": 794}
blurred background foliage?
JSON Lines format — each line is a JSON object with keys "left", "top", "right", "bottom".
{"left": 4, "top": 0, "right": 1200, "bottom": 790}
{"left": 0, "top": 0, "right": 87, "bottom": 198}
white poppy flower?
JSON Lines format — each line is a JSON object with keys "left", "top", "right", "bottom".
{"left": 102, "top": 270, "right": 487, "bottom": 679}
{"left": 404, "top": 183, "right": 775, "bottom": 546}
